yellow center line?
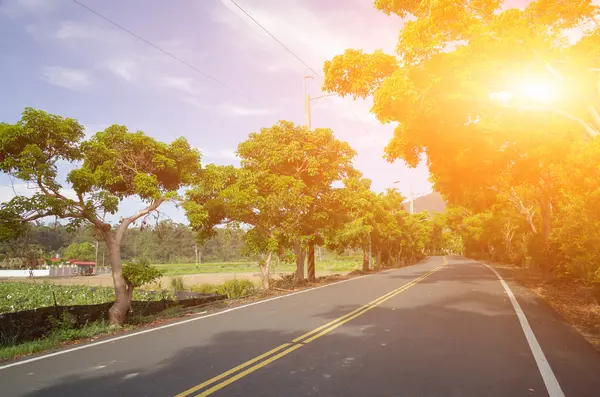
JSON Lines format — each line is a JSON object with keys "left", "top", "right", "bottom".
{"left": 195, "top": 344, "right": 305, "bottom": 397}
{"left": 173, "top": 343, "right": 293, "bottom": 397}
{"left": 175, "top": 257, "right": 448, "bottom": 397}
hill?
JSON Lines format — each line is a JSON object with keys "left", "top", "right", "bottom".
{"left": 403, "top": 192, "right": 446, "bottom": 214}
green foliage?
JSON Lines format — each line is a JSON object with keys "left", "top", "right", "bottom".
{"left": 0, "top": 318, "right": 113, "bottom": 360}
{"left": 63, "top": 242, "right": 95, "bottom": 261}
{"left": 185, "top": 120, "right": 359, "bottom": 284}
{"left": 216, "top": 279, "right": 256, "bottom": 299}
{"left": 0, "top": 282, "right": 164, "bottom": 314}
{"left": 170, "top": 277, "right": 185, "bottom": 292}
{"left": 190, "top": 279, "right": 257, "bottom": 299}
{"left": 190, "top": 283, "right": 218, "bottom": 295}
{"left": 122, "top": 259, "right": 162, "bottom": 288}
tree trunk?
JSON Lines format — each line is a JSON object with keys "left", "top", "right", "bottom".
{"left": 540, "top": 195, "right": 552, "bottom": 243}
{"left": 294, "top": 239, "right": 305, "bottom": 282}
{"left": 106, "top": 235, "right": 131, "bottom": 327}
{"left": 307, "top": 241, "right": 316, "bottom": 282}
{"left": 362, "top": 246, "right": 369, "bottom": 271}
{"left": 260, "top": 252, "right": 272, "bottom": 289}
{"left": 375, "top": 249, "right": 382, "bottom": 270}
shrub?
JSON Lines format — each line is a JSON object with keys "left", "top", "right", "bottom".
{"left": 170, "top": 277, "right": 185, "bottom": 292}
{"left": 190, "top": 283, "right": 218, "bottom": 294}
{"left": 217, "top": 279, "right": 256, "bottom": 299}
{"left": 123, "top": 259, "right": 162, "bottom": 288}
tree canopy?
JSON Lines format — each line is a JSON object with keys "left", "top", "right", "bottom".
{"left": 0, "top": 108, "right": 201, "bottom": 325}
{"left": 323, "top": 0, "right": 600, "bottom": 284}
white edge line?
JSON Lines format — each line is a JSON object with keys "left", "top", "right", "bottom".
{"left": 0, "top": 273, "right": 370, "bottom": 370}
{"left": 480, "top": 262, "right": 565, "bottom": 397}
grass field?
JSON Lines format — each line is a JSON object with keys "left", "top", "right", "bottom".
{"left": 152, "top": 258, "right": 361, "bottom": 276}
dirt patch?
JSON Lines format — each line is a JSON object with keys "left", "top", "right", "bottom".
{"left": 492, "top": 263, "right": 600, "bottom": 350}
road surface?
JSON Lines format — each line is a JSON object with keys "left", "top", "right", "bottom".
{"left": 2, "top": 256, "right": 600, "bottom": 396}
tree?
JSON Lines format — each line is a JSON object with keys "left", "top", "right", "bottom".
{"left": 323, "top": 0, "right": 599, "bottom": 258}
{"left": 63, "top": 242, "right": 95, "bottom": 262}
{"left": 0, "top": 108, "right": 200, "bottom": 325}
{"left": 234, "top": 121, "right": 357, "bottom": 282}
{"left": 185, "top": 121, "right": 358, "bottom": 285}
{"left": 185, "top": 164, "right": 309, "bottom": 289}
{"left": 326, "top": 177, "right": 375, "bottom": 271}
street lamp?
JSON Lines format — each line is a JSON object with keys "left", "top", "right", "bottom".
{"left": 304, "top": 75, "right": 336, "bottom": 130}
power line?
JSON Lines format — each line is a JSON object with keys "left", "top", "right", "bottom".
{"left": 222, "top": 0, "right": 322, "bottom": 78}
{"left": 70, "top": 0, "right": 263, "bottom": 106}
{"left": 221, "top": 0, "right": 376, "bottom": 139}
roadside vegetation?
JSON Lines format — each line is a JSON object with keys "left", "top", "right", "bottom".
{"left": 0, "top": 110, "right": 432, "bottom": 327}
{"left": 0, "top": 282, "right": 166, "bottom": 314}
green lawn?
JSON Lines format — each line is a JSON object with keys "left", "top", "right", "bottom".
{"left": 153, "top": 258, "right": 361, "bottom": 276}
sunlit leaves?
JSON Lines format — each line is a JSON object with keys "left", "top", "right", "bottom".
{"left": 323, "top": 49, "right": 398, "bottom": 99}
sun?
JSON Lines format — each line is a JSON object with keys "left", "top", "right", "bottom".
{"left": 490, "top": 74, "right": 561, "bottom": 105}
{"left": 518, "top": 79, "right": 559, "bottom": 103}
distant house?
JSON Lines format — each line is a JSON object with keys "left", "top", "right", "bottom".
{"left": 48, "top": 257, "right": 97, "bottom": 275}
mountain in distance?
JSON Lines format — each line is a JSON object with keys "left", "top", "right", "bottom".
{"left": 403, "top": 191, "right": 446, "bottom": 214}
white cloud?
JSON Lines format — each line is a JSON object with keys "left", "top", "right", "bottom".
{"left": 199, "top": 147, "right": 239, "bottom": 165}
{"left": 217, "top": 149, "right": 237, "bottom": 160}
{"left": 160, "top": 76, "right": 195, "bottom": 94}
{"left": 107, "top": 60, "right": 136, "bottom": 81}
{"left": 42, "top": 66, "right": 92, "bottom": 91}
{"left": 182, "top": 99, "right": 275, "bottom": 117}
{"left": 209, "top": 0, "right": 399, "bottom": 74}
{"left": 182, "top": 97, "right": 206, "bottom": 109}
{"left": 55, "top": 21, "right": 98, "bottom": 40}
{"left": 219, "top": 104, "right": 275, "bottom": 117}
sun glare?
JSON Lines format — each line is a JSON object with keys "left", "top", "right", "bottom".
{"left": 490, "top": 74, "right": 560, "bottom": 105}
{"left": 518, "top": 79, "right": 559, "bottom": 103}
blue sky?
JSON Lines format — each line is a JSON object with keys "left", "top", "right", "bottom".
{"left": 0, "top": 0, "right": 435, "bottom": 224}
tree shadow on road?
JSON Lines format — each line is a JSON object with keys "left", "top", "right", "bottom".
{"left": 11, "top": 257, "right": 600, "bottom": 397}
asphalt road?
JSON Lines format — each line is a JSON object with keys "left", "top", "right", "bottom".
{"left": 2, "top": 256, "right": 600, "bottom": 396}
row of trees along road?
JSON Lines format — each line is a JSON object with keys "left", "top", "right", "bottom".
{"left": 0, "top": 110, "right": 433, "bottom": 326}
{"left": 322, "top": 1, "right": 600, "bottom": 282}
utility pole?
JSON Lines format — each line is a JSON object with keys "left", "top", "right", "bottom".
{"left": 304, "top": 75, "right": 335, "bottom": 130}
{"left": 304, "top": 76, "right": 313, "bottom": 130}
{"left": 95, "top": 240, "right": 99, "bottom": 264}
{"left": 409, "top": 182, "right": 414, "bottom": 215}
{"left": 194, "top": 243, "right": 199, "bottom": 266}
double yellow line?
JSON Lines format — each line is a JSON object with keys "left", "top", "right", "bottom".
{"left": 175, "top": 257, "right": 447, "bottom": 397}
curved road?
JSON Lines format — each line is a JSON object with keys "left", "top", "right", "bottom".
{"left": 2, "top": 256, "right": 600, "bottom": 396}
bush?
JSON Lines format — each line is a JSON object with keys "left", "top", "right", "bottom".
{"left": 190, "top": 283, "right": 218, "bottom": 294}
{"left": 217, "top": 279, "right": 256, "bottom": 299}
{"left": 190, "top": 279, "right": 257, "bottom": 299}
{"left": 123, "top": 259, "right": 162, "bottom": 288}
{"left": 170, "top": 276, "right": 186, "bottom": 292}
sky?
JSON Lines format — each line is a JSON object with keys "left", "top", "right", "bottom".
{"left": 0, "top": 0, "right": 546, "bottom": 224}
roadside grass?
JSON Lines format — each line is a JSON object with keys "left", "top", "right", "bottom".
{"left": 1, "top": 257, "right": 362, "bottom": 361}
{"left": 153, "top": 258, "right": 361, "bottom": 276}
{"left": 0, "top": 318, "right": 118, "bottom": 361}
{"left": 0, "top": 278, "right": 261, "bottom": 361}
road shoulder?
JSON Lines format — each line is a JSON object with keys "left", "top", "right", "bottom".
{"left": 483, "top": 261, "right": 600, "bottom": 397}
